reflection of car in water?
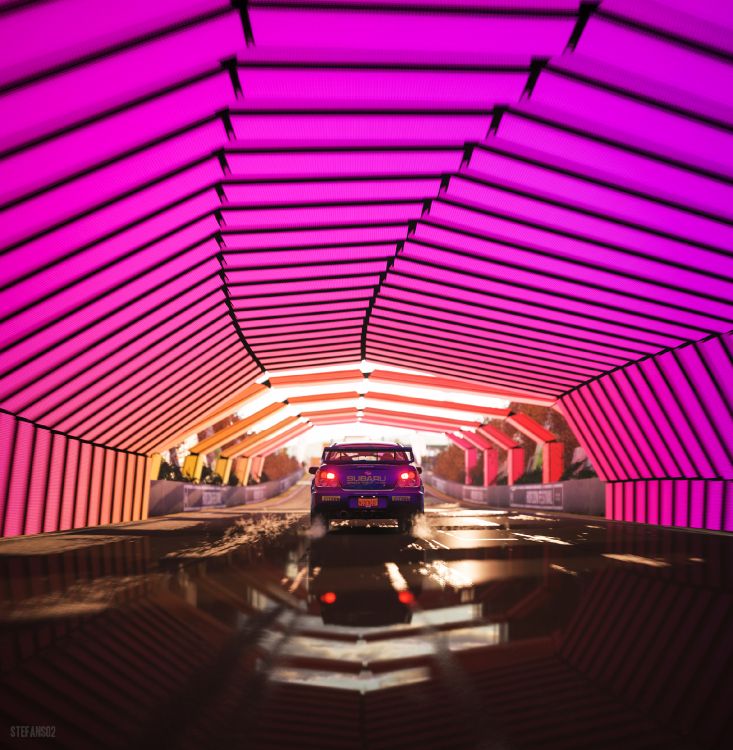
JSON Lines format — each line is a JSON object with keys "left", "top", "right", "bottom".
{"left": 309, "top": 442, "right": 424, "bottom": 533}
{"left": 308, "top": 530, "right": 425, "bottom": 626}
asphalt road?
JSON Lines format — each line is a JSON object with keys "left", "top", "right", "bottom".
{"left": 1, "top": 481, "right": 732, "bottom": 750}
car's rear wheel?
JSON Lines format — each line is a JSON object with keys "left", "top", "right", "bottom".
{"left": 398, "top": 514, "right": 415, "bottom": 534}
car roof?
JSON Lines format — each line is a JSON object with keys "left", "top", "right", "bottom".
{"left": 326, "top": 442, "right": 411, "bottom": 451}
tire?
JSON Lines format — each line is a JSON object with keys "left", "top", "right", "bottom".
{"left": 398, "top": 515, "right": 415, "bottom": 534}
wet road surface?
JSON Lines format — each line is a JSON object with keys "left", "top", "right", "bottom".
{"left": 1, "top": 480, "right": 732, "bottom": 749}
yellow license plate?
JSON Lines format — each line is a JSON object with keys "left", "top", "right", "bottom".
{"left": 357, "top": 497, "right": 379, "bottom": 508}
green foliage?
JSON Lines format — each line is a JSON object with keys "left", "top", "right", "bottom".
{"left": 201, "top": 466, "right": 222, "bottom": 485}
{"left": 514, "top": 468, "right": 543, "bottom": 485}
{"left": 468, "top": 462, "right": 484, "bottom": 487}
{"left": 560, "top": 460, "right": 598, "bottom": 481}
{"left": 157, "top": 460, "right": 184, "bottom": 482}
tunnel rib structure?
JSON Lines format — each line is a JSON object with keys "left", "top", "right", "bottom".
{"left": 0, "top": 0, "right": 731, "bottom": 537}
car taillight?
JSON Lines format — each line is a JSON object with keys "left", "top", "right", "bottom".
{"left": 320, "top": 592, "right": 337, "bottom": 604}
{"left": 396, "top": 468, "right": 419, "bottom": 487}
{"left": 315, "top": 468, "right": 338, "bottom": 487}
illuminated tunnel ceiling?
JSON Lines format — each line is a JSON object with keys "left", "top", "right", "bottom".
{"left": 1, "top": 0, "right": 732, "bottom": 465}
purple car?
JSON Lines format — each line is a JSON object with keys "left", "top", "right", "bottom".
{"left": 310, "top": 442, "right": 424, "bottom": 533}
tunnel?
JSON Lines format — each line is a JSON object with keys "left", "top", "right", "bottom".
{"left": 0, "top": 1, "right": 732, "bottom": 748}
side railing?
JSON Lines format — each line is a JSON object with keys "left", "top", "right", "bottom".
{"left": 148, "top": 469, "right": 305, "bottom": 516}
{"left": 425, "top": 472, "right": 605, "bottom": 516}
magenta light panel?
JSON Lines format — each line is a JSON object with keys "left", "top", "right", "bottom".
{"left": 0, "top": 0, "right": 731, "bottom": 535}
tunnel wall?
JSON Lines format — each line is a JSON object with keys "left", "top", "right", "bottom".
{"left": 558, "top": 332, "right": 733, "bottom": 532}
{"left": 0, "top": 411, "right": 150, "bottom": 537}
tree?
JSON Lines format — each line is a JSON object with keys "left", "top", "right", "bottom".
{"left": 508, "top": 402, "right": 581, "bottom": 467}
{"left": 261, "top": 450, "right": 300, "bottom": 482}
{"left": 432, "top": 444, "right": 464, "bottom": 483}
{"left": 469, "top": 461, "right": 484, "bottom": 486}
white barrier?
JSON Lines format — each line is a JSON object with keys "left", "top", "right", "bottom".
{"left": 149, "top": 469, "right": 304, "bottom": 516}
{"left": 425, "top": 472, "right": 605, "bottom": 516}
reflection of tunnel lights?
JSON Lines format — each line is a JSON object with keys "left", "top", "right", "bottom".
{"left": 422, "top": 561, "right": 474, "bottom": 589}
{"left": 320, "top": 592, "right": 337, "bottom": 604}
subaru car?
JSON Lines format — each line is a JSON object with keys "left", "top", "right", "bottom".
{"left": 309, "top": 442, "right": 424, "bottom": 533}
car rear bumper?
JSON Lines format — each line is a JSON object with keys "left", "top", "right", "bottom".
{"left": 312, "top": 490, "right": 423, "bottom": 519}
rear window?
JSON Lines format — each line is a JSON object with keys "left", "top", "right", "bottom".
{"left": 323, "top": 449, "right": 412, "bottom": 464}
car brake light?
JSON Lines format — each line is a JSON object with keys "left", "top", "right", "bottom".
{"left": 320, "top": 592, "right": 337, "bottom": 604}
{"left": 396, "top": 468, "right": 419, "bottom": 487}
{"left": 398, "top": 590, "right": 414, "bottom": 605}
{"left": 315, "top": 468, "right": 338, "bottom": 487}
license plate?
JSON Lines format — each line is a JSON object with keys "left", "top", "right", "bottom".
{"left": 357, "top": 497, "right": 379, "bottom": 508}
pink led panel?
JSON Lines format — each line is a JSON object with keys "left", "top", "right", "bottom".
{"left": 3, "top": 120, "right": 226, "bottom": 248}
{"left": 0, "top": 12, "right": 245, "bottom": 151}
{"left": 1, "top": 72, "right": 236, "bottom": 206}
{"left": 0, "top": 192, "right": 220, "bottom": 314}
{"left": 465, "top": 143, "right": 733, "bottom": 251}
{"left": 2, "top": 163, "right": 222, "bottom": 280}
{"left": 529, "top": 65, "right": 733, "bottom": 174}
{"left": 401, "top": 232, "right": 728, "bottom": 336}
{"left": 220, "top": 203, "right": 424, "bottom": 230}
{"left": 247, "top": 2, "right": 576, "bottom": 56}
{"left": 2, "top": 219, "right": 220, "bottom": 341}
{"left": 236, "top": 62, "right": 528, "bottom": 108}
{"left": 561, "top": 333, "right": 733, "bottom": 532}
{"left": 373, "top": 296, "right": 630, "bottom": 365}
{"left": 221, "top": 224, "right": 405, "bottom": 250}
{"left": 440, "top": 175, "right": 733, "bottom": 284}
{"left": 369, "top": 315, "right": 597, "bottom": 379}
{"left": 230, "top": 112, "right": 492, "bottom": 145}
{"left": 224, "top": 147, "right": 464, "bottom": 179}
{"left": 495, "top": 110, "right": 733, "bottom": 219}
{"left": 575, "top": 9, "right": 733, "bottom": 108}
{"left": 0, "top": 413, "right": 149, "bottom": 537}
{"left": 227, "top": 264, "right": 384, "bottom": 284}
{"left": 229, "top": 277, "right": 378, "bottom": 296}
{"left": 222, "top": 178, "right": 441, "bottom": 205}
{"left": 42, "top": 433, "right": 66, "bottom": 532}
{"left": 13, "top": 292, "right": 225, "bottom": 417}
{"left": 0, "top": 0, "right": 231, "bottom": 86}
